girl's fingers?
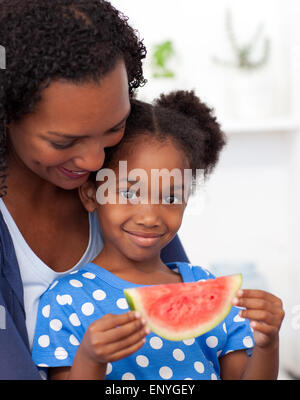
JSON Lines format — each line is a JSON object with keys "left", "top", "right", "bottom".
{"left": 108, "top": 338, "right": 147, "bottom": 362}
{"left": 250, "top": 321, "right": 277, "bottom": 336}
{"left": 239, "top": 309, "right": 279, "bottom": 327}
{"left": 101, "top": 318, "right": 149, "bottom": 345}
{"left": 103, "top": 327, "right": 148, "bottom": 356}
{"left": 93, "top": 311, "right": 142, "bottom": 331}
{"left": 233, "top": 290, "right": 284, "bottom": 317}
{"left": 235, "top": 289, "right": 283, "bottom": 307}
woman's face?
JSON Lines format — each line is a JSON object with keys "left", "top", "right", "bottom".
{"left": 7, "top": 60, "right": 131, "bottom": 190}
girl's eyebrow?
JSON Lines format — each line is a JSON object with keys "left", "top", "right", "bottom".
{"left": 46, "top": 110, "right": 131, "bottom": 138}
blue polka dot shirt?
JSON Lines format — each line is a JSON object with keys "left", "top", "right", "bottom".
{"left": 32, "top": 262, "right": 254, "bottom": 380}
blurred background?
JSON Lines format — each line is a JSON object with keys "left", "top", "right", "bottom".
{"left": 110, "top": 0, "right": 300, "bottom": 379}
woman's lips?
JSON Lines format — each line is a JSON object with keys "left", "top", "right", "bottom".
{"left": 58, "top": 167, "right": 90, "bottom": 180}
{"left": 123, "top": 229, "right": 164, "bottom": 247}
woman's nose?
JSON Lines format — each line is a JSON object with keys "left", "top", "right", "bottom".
{"left": 75, "top": 144, "right": 106, "bottom": 172}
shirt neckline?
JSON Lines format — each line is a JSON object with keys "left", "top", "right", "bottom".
{"left": 81, "top": 261, "right": 194, "bottom": 289}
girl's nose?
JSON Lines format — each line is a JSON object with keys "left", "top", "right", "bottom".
{"left": 133, "top": 204, "right": 162, "bottom": 228}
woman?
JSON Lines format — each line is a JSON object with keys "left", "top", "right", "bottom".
{"left": 0, "top": 0, "right": 188, "bottom": 379}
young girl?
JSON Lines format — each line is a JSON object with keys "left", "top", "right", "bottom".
{"left": 32, "top": 91, "right": 284, "bottom": 380}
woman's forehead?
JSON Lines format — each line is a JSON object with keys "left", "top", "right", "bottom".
{"left": 28, "top": 60, "right": 131, "bottom": 133}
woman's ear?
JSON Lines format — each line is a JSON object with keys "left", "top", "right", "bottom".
{"left": 78, "top": 180, "right": 98, "bottom": 212}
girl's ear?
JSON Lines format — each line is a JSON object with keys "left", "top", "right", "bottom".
{"left": 78, "top": 181, "right": 98, "bottom": 212}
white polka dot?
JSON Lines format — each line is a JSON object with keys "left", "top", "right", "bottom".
{"left": 81, "top": 302, "right": 94, "bottom": 316}
{"left": 194, "top": 361, "right": 205, "bottom": 374}
{"left": 38, "top": 363, "right": 49, "bottom": 367}
{"left": 116, "top": 298, "right": 129, "bottom": 310}
{"left": 217, "top": 350, "right": 222, "bottom": 357}
{"left": 70, "top": 270, "right": 78, "bottom": 274}
{"left": 243, "top": 336, "right": 254, "bottom": 348}
{"left": 211, "top": 373, "right": 218, "bottom": 380}
{"left": 122, "top": 372, "right": 136, "bottom": 380}
{"left": 50, "top": 319, "right": 62, "bottom": 331}
{"left": 149, "top": 336, "right": 163, "bottom": 349}
{"left": 69, "top": 313, "right": 81, "bottom": 326}
{"left": 56, "top": 294, "right": 72, "bottom": 305}
{"left": 92, "top": 289, "right": 106, "bottom": 301}
{"left": 54, "top": 347, "right": 68, "bottom": 360}
{"left": 183, "top": 338, "right": 195, "bottom": 346}
{"left": 234, "top": 313, "right": 245, "bottom": 322}
{"left": 82, "top": 272, "right": 96, "bottom": 279}
{"left": 223, "top": 322, "right": 227, "bottom": 333}
{"left": 69, "top": 279, "right": 83, "bottom": 288}
{"left": 106, "top": 363, "right": 113, "bottom": 375}
{"left": 173, "top": 348, "right": 185, "bottom": 361}
{"left": 38, "top": 335, "right": 50, "bottom": 348}
{"left": 184, "top": 377, "right": 193, "bottom": 380}
{"left": 69, "top": 334, "right": 80, "bottom": 346}
{"left": 42, "top": 305, "right": 50, "bottom": 318}
{"left": 49, "top": 280, "right": 58, "bottom": 290}
{"left": 206, "top": 336, "right": 218, "bottom": 348}
{"left": 159, "top": 366, "right": 173, "bottom": 379}
{"left": 136, "top": 355, "right": 149, "bottom": 367}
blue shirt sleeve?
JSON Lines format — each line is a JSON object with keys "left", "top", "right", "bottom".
{"left": 32, "top": 280, "right": 86, "bottom": 368}
{"left": 220, "top": 307, "right": 254, "bottom": 357}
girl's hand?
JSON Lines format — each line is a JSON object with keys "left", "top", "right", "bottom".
{"left": 232, "top": 289, "right": 285, "bottom": 349}
{"left": 80, "top": 311, "right": 149, "bottom": 365}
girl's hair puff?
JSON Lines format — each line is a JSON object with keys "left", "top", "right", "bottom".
{"left": 103, "top": 90, "right": 226, "bottom": 182}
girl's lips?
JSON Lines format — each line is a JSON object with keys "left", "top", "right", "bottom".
{"left": 58, "top": 167, "right": 90, "bottom": 180}
{"left": 123, "top": 229, "right": 164, "bottom": 248}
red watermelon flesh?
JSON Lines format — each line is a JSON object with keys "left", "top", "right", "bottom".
{"left": 124, "top": 274, "right": 242, "bottom": 341}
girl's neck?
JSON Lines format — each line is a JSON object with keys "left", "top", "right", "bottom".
{"left": 92, "top": 243, "right": 179, "bottom": 285}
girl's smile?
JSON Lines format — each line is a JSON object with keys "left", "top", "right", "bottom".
{"left": 122, "top": 228, "right": 166, "bottom": 248}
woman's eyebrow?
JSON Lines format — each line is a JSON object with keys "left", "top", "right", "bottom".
{"left": 46, "top": 109, "right": 131, "bottom": 138}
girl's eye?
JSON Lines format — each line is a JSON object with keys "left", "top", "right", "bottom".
{"left": 119, "top": 190, "right": 137, "bottom": 200}
{"left": 162, "top": 195, "right": 180, "bottom": 204}
{"left": 50, "top": 141, "right": 75, "bottom": 150}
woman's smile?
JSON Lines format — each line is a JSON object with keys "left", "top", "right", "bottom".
{"left": 57, "top": 166, "right": 90, "bottom": 180}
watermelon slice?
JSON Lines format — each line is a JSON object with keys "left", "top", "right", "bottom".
{"left": 124, "top": 274, "right": 242, "bottom": 341}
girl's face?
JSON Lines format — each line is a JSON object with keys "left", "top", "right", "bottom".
{"left": 7, "top": 60, "right": 131, "bottom": 190}
{"left": 81, "top": 137, "right": 190, "bottom": 262}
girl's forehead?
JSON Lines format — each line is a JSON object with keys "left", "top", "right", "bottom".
{"left": 120, "top": 137, "right": 188, "bottom": 171}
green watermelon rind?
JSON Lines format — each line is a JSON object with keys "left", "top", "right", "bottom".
{"left": 124, "top": 274, "right": 242, "bottom": 341}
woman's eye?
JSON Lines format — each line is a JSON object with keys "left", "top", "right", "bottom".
{"left": 120, "top": 190, "right": 137, "bottom": 200}
{"left": 109, "top": 124, "right": 126, "bottom": 133}
{"left": 51, "top": 141, "right": 75, "bottom": 150}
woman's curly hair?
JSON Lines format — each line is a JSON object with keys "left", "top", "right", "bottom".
{"left": 0, "top": 0, "right": 147, "bottom": 195}
{"left": 103, "top": 90, "right": 226, "bottom": 183}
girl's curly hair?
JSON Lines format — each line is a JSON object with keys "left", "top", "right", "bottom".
{"left": 103, "top": 90, "right": 226, "bottom": 182}
{"left": 0, "top": 0, "right": 147, "bottom": 196}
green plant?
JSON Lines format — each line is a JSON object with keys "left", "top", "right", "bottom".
{"left": 212, "top": 9, "right": 270, "bottom": 71}
{"left": 151, "top": 40, "right": 176, "bottom": 78}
